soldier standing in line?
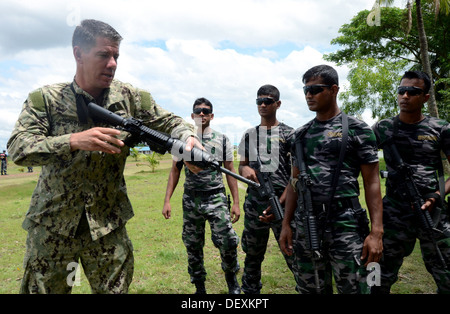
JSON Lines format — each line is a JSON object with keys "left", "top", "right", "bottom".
{"left": 0, "top": 150, "right": 7, "bottom": 175}
{"left": 238, "top": 84, "right": 296, "bottom": 294}
{"left": 280, "top": 65, "right": 383, "bottom": 294}
{"left": 372, "top": 70, "right": 450, "bottom": 293}
{"left": 163, "top": 98, "right": 241, "bottom": 294}
{"left": 7, "top": 19, "right": 200, "bottom": 294}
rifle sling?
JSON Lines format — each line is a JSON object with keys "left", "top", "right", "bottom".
{"left": 296, "top": 112, "right": 349, "bottom": 206}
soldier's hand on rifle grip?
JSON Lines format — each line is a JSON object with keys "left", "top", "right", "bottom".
{"left": 70, "top": 127, "right": 124, "bottom": 154}
{"left": 259, "top": 206, "right": 275, "bottom": 223}
{"left": 421, "top": 194, "right": 439, "bottom": 212}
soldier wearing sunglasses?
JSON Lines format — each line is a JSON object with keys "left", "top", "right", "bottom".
{"left": 280, "top": 64, "right": 384, "bottom": 294}
{"left": 372, "top": 71, "right": 450, "bottom": 293}
{"left": 163, "top": 98, "right": 241, "bottom": 294}
{"left": 238, "top": 84, "right": 296, "bottom": 294}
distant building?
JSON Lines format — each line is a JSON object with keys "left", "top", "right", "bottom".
{"left": 137, "top": 147, "right": 152, "bottom": 155}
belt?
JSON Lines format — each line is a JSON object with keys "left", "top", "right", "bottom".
{"left": 312, "top": 197, "right": 361, "bottom": 212}
{"left": 184, "top": 187, "right": 225, "bottom": 198}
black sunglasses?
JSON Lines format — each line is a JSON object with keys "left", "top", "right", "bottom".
{"left": 397, "top": 86, "right": 424, "bottom": 96}
{"left": 193, "top": 107, "right": 212, "bottom": 115}
{"left": 303, "top": 84, "right": 332, "bottom": 95}
{"left": 256, "top": 97, "right": 276, "bottom": 106}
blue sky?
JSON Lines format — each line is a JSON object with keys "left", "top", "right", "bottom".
{"left": 0, "top": 0, "right": 403, "bottom": 151}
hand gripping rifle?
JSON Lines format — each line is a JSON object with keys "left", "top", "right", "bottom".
{"left": 253, "top": 153, "right": 284, "bottom": 221}
{"left": 384, "top": 141, "right": 447, "bottom": 269}
{"left": 87, "top": 102, "right": 260, "bottom": 189}
{"left": 294, "top": 138, "right": 322, "bottom": 293}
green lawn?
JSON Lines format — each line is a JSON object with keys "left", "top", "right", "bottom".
{"left": 0, "top": 156, "right": 437, "bottom": 294}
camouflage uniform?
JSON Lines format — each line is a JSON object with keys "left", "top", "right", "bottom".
{"left": 238, "top": 123, "right": 295, "bottom": 294}
{"left": 7, "top": 79, "right": 194, "bottom": 293}
{"left": 291, "top": 113, "right": 377, "bottom": 294}
{"left": 181, "top": 130, "right": 240, "bottom": 284}
{"left": 373, "top": 116, "right": 450, "bottom": 293}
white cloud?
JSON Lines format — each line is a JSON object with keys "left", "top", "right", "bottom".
{"left": 0, "top": 0, "right": 379, "bottom": 150}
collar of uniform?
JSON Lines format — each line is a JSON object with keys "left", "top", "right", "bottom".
{"left": 71, "top": 78, "right": 112, "bottom": 106}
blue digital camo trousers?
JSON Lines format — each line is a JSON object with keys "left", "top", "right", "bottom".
{"left": 376, "top": 196, "right": 450, "bottom": 294}
{"left": 182, "top": 192, "right": 240, "bottom": 283}
{"left": 293, "top": 205, "right": 370, "bottom": 294}
{"left": 20, "top": 216, "right": 134, "bottom": 294}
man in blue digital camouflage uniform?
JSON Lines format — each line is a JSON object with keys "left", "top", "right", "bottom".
{"left": 280, "top": 65, "right": 384, "bottom": 294}
{"left": 7, "top": 19, "right": 199, "bottom": 294}
{"left": 372, "top": 71, "right": 450, "bottom": 294}
{"left": 163, "top": 98, "right": 241, "bottom": 294}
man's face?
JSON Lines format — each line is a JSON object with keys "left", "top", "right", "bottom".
{"left": 397, "top": 78, "right": 430, "bottom": 114}
{"left": 191, "top": 104, "right": 214, "bottom": 128}
{"left": 75, "top": 36, "right": 119, "bottom": 93}
{"left": 256, "top": 94, "right": 280, "bottom": 119}
{"left": 303, "top": 77, "right": 336, "bottom": 113}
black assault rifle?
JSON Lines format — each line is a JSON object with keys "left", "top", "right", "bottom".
{"left": 87, "top": 102, "right": 260, "bottom": 189}
{"left": 383, "top": 142, "right": 446, "bottom": 269}
{"left": 294, "top": 138, "right": 322, "bottom": 293}
{"left": 253, "top": 153, "right": 284, "bottom": 221}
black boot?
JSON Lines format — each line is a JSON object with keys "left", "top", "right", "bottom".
{"left": 194, "top": 281, "right": 206, "bottom": 294}
{"left": 225, "top": 272, "right": 241, "bottom": 294}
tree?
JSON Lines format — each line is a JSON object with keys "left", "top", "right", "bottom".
{"left": 373, "top": 0, "right": 450, "bottom": 117}
{"left": 136, "top": 151, "right": 161, "bottom": 173}
{"left": 325, "top": 4, "right": 450, "bottom": 120}
{"left": 339, "top": 58, "right": 409, "bottom": 121}
{"left": 414, "top": 0, "right": 438, "bottom": 117}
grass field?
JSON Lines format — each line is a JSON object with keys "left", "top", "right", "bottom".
{"left": 0, "top": 155, "right": 438, "bottom": 294}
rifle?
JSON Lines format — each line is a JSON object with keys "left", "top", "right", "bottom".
{"left": 383, "top": 141, "right": 447, "bottom": 269}
{"left": 294, "top": 138, "right": 322, "bottom": 293}
{"left": 253, "top": 153, "right": 284, "bottom": 221}
{"left": 87, "top": 102, "right": 260, "bottom": 189}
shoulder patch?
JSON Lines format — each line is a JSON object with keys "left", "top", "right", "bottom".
{"left": 29, "top": 89, "right": 46, "bottom": 111}
{"left": 139, "top": 91, "right": 152, "bottom": 110}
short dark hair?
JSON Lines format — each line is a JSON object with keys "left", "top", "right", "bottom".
{"left": 257, "top": 85, "right": 280, "bottom": 101}
{"left": 400, "top": 71, "right": 431, "bottom": 94}
{"left": 302, "top": 64, "right": 339, "bottom": 86}
{"left": 72, "top": 19, "right": 123, "bottom": 51}
{"left": 193, "top": 97, "right": 213, "bottom": 112}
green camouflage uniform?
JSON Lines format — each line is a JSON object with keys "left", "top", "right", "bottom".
{"left": 7, "top": 79, "right": 195, "bottom": 294}
{"left": 238, "top": 123, "right": 295, "bottom": 294}
{"left": 373, "top": 116, "right": 450, "bottom": 294}
{"left": 291, "top": 113, "right": 377, "bottom": 294}
{"left": 180, "top": 130, "right": 240, "bottom": 284}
